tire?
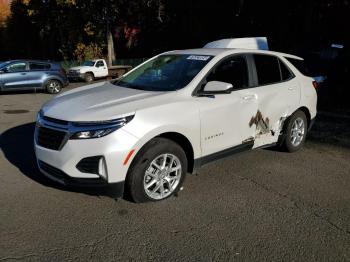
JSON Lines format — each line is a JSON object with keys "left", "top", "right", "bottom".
{"left": 84, "top": 72, "right": 94, "bottom": 83}
{"left": 281, "top": 110, "right": 308, "bottom": 152}
{"left": 126, "top": 138, "right": 188, "bottom": 203}
{"left": 46, "top": 80, "right": 62, "bottom": 94}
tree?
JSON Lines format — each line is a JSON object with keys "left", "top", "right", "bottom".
{"left": 0, "top": 0, "right": 10, "bottom": 27}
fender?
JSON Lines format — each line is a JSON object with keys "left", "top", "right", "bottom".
{"left": 128, "top": 124, "right": 200, "bottom": 161}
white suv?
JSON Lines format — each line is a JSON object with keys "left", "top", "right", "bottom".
{"left": 35, "top": 46, "right": 317, "bottom": 202}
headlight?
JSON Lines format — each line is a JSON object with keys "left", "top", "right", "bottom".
{"left": 36, "top": 109, "right": 43, "bottom": 123}
{"left": 70, "top": 115, "right": 134, "bottom": 139}
{"left": 71, "top": 129, "right": 116, "bottom": 139}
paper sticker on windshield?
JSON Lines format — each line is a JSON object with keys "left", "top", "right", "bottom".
{"left": 187, "top": 55, "right": 210, "bottom": 61}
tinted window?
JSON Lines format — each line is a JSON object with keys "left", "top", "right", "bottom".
{"left": 207, "top": 55, "right": 249, "bottom": 89}
{"left": 29, "top": 62, "right": 50, "bottom": 70}
{"left": 279, "top": 59, "right": 293, "bottom": 80}
{"left": 82, "top": 61, "right": 95, "bottom": 66}
{"left": 254, "top": 55, "right": 281, "bottom": 85}
{"left": 5, "top": 62, "right": 26, "bottom": 72}
{"left": 96, "top": 61, "right": 104, "bottom": 67}
{"left": 285, "top": 57, "right": 309, "bottom": 76}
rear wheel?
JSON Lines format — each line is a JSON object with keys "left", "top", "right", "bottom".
{"left": 126, "top": 138, "right": 187, "bottom": 203}
{"left": 46, "top": 80, "right": 62, "bottom": 94}
{"left": 281, "top": 110, "right": 308, "bottom": 152}
{"left": 84, "top": 72, "right": 94, "bottom": 83}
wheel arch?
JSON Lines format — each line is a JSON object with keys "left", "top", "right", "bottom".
{"left": 156, "top": 132, "right": 195, "bottom": 174}
{"left": 296, "top": 106, "right": 311, "bottom": 128}
{"left": 85, "top": 71, "right": 94, "bottom": 76}
{"left": 278, "top": 106, "right": 312, "bottom": 146}
{"left": 43, "top": 77, "right": 63, "bottom": 88}
{"left": 129, "top": 131, "right": 196, "bottom": 175}
{"left": 42, "top": 76, "right": 64, "bottom": 89}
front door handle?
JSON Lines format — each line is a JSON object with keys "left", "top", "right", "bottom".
{"left": 20, "top": 73, "right": 26, "bottom": 75}
{"left": 288, "top": 87, "right": 294, "bottom": 90}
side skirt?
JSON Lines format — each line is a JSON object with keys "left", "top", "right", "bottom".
{"left": 193, "top": 141, "right": 254, "bottom": 170}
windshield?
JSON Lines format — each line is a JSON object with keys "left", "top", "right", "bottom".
{"left": 114, "top": 54, "right": 213, "bottom": 91}
{"left": 0, "top": 61, "right": 11, "bottom": 69}
{"left": 82, "top": 60, "right": 95, "bottom": 66}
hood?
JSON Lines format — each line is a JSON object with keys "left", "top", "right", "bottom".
{"left": 42, "top": 81, "right": 174, "bottom": 121}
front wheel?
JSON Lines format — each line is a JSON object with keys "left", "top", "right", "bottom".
{"left": 126, "top": 138, "right": 187, "bottom": 203}
{"left": 281, "top": 110, "right": 308, "bottom": 152}
{"left": 46, "top": 80, "right": 62, "bottom": 94}
{"left": 84, "top": 73, "right": 94, "bottom": 83}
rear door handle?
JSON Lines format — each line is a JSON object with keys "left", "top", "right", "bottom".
{"left": 288, "top": 87, "right": 294, "bottom": 90}
{"left": 20, "top": 73, "right": 26, "bottom": 75}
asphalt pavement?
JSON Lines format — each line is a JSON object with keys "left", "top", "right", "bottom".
{"left": 0, "top": 82, "right": 349, "bottom": 261}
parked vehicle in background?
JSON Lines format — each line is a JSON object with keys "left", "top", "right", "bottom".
{"left": 35, "top": 38, "right": 317, "bottom": 203}
{"left": 67, "top": 59, "right": 132, "bottom": 83}
{"left": 0, "top": 60, "right": 68, "bottom": 94}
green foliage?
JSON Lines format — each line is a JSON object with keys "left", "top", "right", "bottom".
{"left": 0, "top": 0, "right": 349, "bottom": 61}
{"left": 1, "top": 0, "right": 163, "bottom": 60}
{"left": 73, "top": 42, "right": 103, "bottom": 61}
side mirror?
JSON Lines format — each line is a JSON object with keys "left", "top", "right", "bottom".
{"left": 202, "top": 81, "right": 233, "bottom": 94}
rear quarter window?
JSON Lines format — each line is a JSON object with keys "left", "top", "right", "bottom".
{"left": 285, "top": 58, "right": 309, "bottom": 76}
{"left": 279, "top": 60, "right": 294, "bottom": 81}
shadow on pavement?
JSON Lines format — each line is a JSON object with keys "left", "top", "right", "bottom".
{"left": 0, "top": 122, "right": 122, "bottom": 200}
{"left": 1, "top": 115, "right": 349, "bottom": 200}
{"left": 0, "top": 90, "right": 45, "bottom": 95}
{"left": 308, "top": 113, "right": 350, "bottom": 149}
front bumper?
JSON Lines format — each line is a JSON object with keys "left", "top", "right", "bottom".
{"left": 67, "top": 72, "right": 85, "bottom": 80}
{"left": 34, "top": 122, "right": 139, "bottom": 190}
{"left": 38, "top": 160, "right": 108, "bottom": 187}
{"left": 37, "top": 160, "right": 125, "bottom": 197}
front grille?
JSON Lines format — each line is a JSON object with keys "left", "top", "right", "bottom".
{"left": 68, "top": 70, "right": 79, "bottom": 76}
{"left": 37, "top": 126, "right": 67, "bottom": 150}
{"left": 76, "top": 156, "right": 102, "bottom": 175}
{"left": 38, "top": 161, "right": 67, "bottom": 180}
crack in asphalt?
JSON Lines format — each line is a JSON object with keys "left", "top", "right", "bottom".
{"left": 238, "top": 175, "right": 350, "bottom": 237}
{"left": 0, "top": 225, "right": 144, "bottom": 261}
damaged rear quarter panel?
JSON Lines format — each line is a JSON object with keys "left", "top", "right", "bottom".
{"left": 250, "top": 80, "right": 300, "bottom": 148}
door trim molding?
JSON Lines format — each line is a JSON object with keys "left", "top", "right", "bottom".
{"left": 193, "top": 141, "right": 254, "bottom": 170}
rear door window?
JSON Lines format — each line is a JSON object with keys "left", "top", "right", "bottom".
{"left": 253, "top": 54, "right": 281, "bottom": 85}
{"left": 29, "top": 62, "right": 51, "bottom": 70}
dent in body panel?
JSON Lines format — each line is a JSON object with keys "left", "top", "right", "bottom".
{"left": 249, "top": 110, "right": 270, "bottom": 135}
{"left": 248, "top": 110, "right": 289, "bottom": 148}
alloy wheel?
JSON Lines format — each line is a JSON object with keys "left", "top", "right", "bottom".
{"left": 290, "top": 117, "right": 305, "bottom": 147}
{"left": 143, "top": 153, "right": 182, "bottom": 200}
{"left": 47, "top": 81, "right": 61, "bottom": 93}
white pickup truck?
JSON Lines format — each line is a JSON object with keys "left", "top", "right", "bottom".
{"left": 67, "top": 59, "right": 132, "bottom": 82}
